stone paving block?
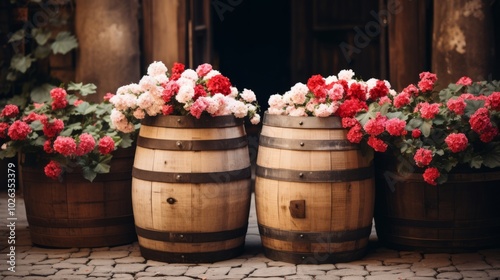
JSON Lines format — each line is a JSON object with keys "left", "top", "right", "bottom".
{"left": 209, "top": 258, "right": 246, "bottom": 267}
{"left": 436, "top": 271, "right": 463, "bottom": 279}
{"left": 204, "top": 266, "right": 231, "bottom": 275}
{"left": 18, "top": 254, "right": 47, "bottom": 264}
{"left": 228, "top": 266, "right": 256, "bottom": 275}
{"left": 88, "top": 259, "right": 115, "bottom": 266}
{"left": 62, "top": 257, "right": 89, "bottom": 264}
{"left": 413, "top": 258, "right": 452, "bottom": 269}
{"left": 486, "top": 269, "right": 500, "bottom": 277}
{"left": 52, "top": 262, "right": 84, "bottom": 269}
{"left": 267, "top": 261, "right": 296, "bottom": 267}
{"left": 296, "top": 267, "right": 326, "bottom": 276}
{"left": 115, "top": 256, "right": 146, "bottom": 263}
{"left": 145, "top": 260, "right": 167, "bottom": 266}
{"left": 70, "top": 250, "right": 91, "bottom": 258}
{"left": 366, "top": 263, "right": 411, "bottom": 272}
{"left": 366, "top": 273, "right": 414, "bottom": 280}
{"left": 46, "top": 253, "right": 71, "bottom": 259}
{"left": 461, "top": 270, "right": 489, "bottom": 278}
{"left": 137, "top": 277, "right": 192, "bottom": 280}
{"left": 89, "top": 250, "right": 129, "bottom": 259}
{"left": 91, "top": 247, "right": 110, "bottom": 252}
{"left": 89, "top": 272, "right": 113, "bottom": 277}
{"left": 455, "top": 261, "right": 492, "bottom": 271}
{"left": 313, "top": 276, "right": 340, "bottom": 280}
{"left": 241, "top": 260, "right": 268, "bottom": 269}
{"left": 327, "top": 268, "right": 369, "bottom": 277}
{"left": 37, "top": 259, "right": 62, "bottom": 265}
{"left": 370, "top": 268, "right": 414, "bottom": 275}
{"left": 242, "top": 278, "right": 284, "bottom": 280}
{"left": 413, "top": 267, "right": 437, "bottom": 277}
{"left": 30, "top": 268, "right": 58, "bottom": 276}
{"left": 284, "top": 276, "right": 314, "bottom": 280}
{"left": 337, "top": 276, "right": 364, "bottom": 280}
{"left": 384, "top": 257, "right": 422, "bottom": 264}
{"left": 50, "top": 275, "right": 91, "bottom": 279}
{"left": 146, "top": 265, "right": 190, "bottom": 276}
{"left": 407, "top": 277, "right": 438, "bottom": 280}
{"left": 437, "top": 265, "right": 457, "bottom": 272}
{"left": 113, "top": 273, "right": 135, "bottom": 279}
{"left": 198, "top": 275, "right": 245, "bottom": 280}
{"left": 112, "top": 263, "right": 148, "bottom": 274}
{"left": 343, "top": 260, "right": 383, "bottom": 266}
{"left": 74, "top": 265, "right": 94, "bottom": 275}
{"left": 250, "top": 266, "right": 297, "bottom": 277}
{"left": 92, "top": 265, "right": 114, "bottom": 273}
{"left": 451, "top": 253, "right": 483, "bottom": 264}
{"left": 184, "top": 265, "right": 209, "bottom": 277}
{"left": 55, "top": 268, "right": 76, "bottom": 275}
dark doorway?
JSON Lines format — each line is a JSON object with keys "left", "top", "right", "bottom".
{"left": 212, "top": 0, "right": 291, "bottom": 114}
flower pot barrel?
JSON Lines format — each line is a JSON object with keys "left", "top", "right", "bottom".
{"left": 132, "top": 115, "right": 252, "bottom": 263}
{"left": 255, "top": 114, "right": 375, "bottom": 264}
{"left": 375, "top": 162, "right": 500, "bottom": 252}
{"left": 21, "top": 147, "right": 136, "bottom": 248}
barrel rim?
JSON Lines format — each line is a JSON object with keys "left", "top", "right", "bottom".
{"left": 263, "top": 112, "right": 342, "bottom": 129}
{"left": 141, "top": 114, "right": 244, "bottom": 128}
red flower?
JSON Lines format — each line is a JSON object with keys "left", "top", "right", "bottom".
{"left": 337, "top": 99, "right": 368, "bottom": 118}
{"left": 1, "top": 104, "right": 19, "bottom": 118}
{"left": 98, "top": 136, "right": 115, "bottom": 155}
{"left": 419, "top": 72, "right": 437, "bottom": 83}
{"left": 446, "top": 98, "right": 466, "bottom": 115}
{"left": 104, "top": 92, "right": 115, "bottom": 101}
{"left": 170, "top": 62, "right": 185, "bottom": 80}
{"left": 369, "top": 80, "right": 390, "bottom": 100}
{"left": 417, "top": 72, "right": 437, "bottom": 93}
{"left": 347, "top": 82, "right": 367, "bottom": 101}
{"left": 53, "top": 136, "right": 77, "bottom": 156}
{"left": 341, "top": 117, "right": 358, "bottom": 128}
{"left": 422, "top": 167, "right": 440, "bottom": 186}
{"left": 194, "top": 84, "right": 207, "bottom": 100}
{"left": 469, "top": 108, "right": 490, "bottom": 134}
{"left": 414, "top": 148, "right": 433, "bottom": 167}
{"left": 480, "top": 126, "right": 498, "bottom": 143}
{"left": 7, "top": 120, "right": 31, "bottom": 140}
{"left": 162, "top": 105, "right": 174, "bottom": 115}
{"left": 419, "top": 102, "right": 440, "bottom": 119}
{"left": 0, "top": 122, "right": 9, "bottom": 138}
{"left": 393, "top": 92, "right": 411, "bottom": 108}
{"left": 43, "top": 140, "right": 54, "bottom": 153}
{"left": 207, "top": 74, "right": 232, "bottom": 95}
{"left": 456, "top": 76, "right": 472, "bottom": 86}
{"left": 385, "top": 118, "right": 407, "bottom": 136}
{"left": 403, "top": 84, "right": 419, "bottom": 96}
{"left": 44, "top": 160, "right": 62, "bottom": 180}
{"left": 487, "top": 92, "right": 500, "bottom": 111}
{"left": 445, "top": 133, "right": 468, "bottom": 153}
{"left": 22, "top": 112, "right": 40, "bottom": 123}
{"left": 367, "top": 136, "right": 387, "bottom": 152}
{"left": 42, "top": 119, "right": 64, "bottom": 138}
{"left": 50, "top": 87, "right": 68, "bottom": 110}
{"left": 76, "top": 133, "right": 96, "bottom": 156}
{"left": 347, "top": 124, "right": 363, "bottom": 143}
{"left": 307, "top": 74, "right": 325, "bottom": 92}
{"left": 411, "top": 128, "right": 422, "bottom": 138}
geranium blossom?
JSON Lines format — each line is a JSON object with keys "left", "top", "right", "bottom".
{"left": 7, "top": 120, "right": 31, "bottom": 140}
{"left": 445, "top": 133, "right": 468, "bottom": 153}
{"left": 1, "top": 105, "right": 19, "bottom": 118}
{"left": 98, "top": 136, "right": 115, "bottom": 155}
{"left": 76, "top": 133, "right": 96, "bottom": 156}
{"left": 414, "top": 148, "right": 433, "bottom": 167}
{"left": 50, "top": 87, "right": 68, "bottom": 110}
{"left": 53, "top": 136, "right": 77, "bottom": 156}
{"left": 44, "top": 160, "right": 62, "bottom": 180}
{"left": 423, "top": 167, "right": 440, "bottom": 185}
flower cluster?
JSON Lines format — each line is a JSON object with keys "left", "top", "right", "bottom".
{"left": 267, "top": 69, "right": 395, "bottom": 118}
{"left": 350, "top": 73, "right": 500, "bottom": 185}
{"left": 0, "top": 83, "right": 138, "bottom": 181}
{"left": 109, "top": 61, "right": 260, "bottom": 132}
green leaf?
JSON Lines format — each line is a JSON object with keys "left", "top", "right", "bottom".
{"left": 75, "top": 102, "right": 97, "bottom": 115}
{"left": 51, "top": 31, "right": 78, "bottom": 54}
{"left": 67, "top": 82, "right": 97, "bottom": 96}
{"left": 30, "top": 120, "right": 43, "bottom": 131}
{"left": 470, "top": 156, "right": 483, "bottom": 169}
{"left": 118, "top": 134, "right": 134, "bottom": 148}
{"left": 32, "top": 28, "right": 51, "bottom": 45}
{"left": 386, "top": 111, "right": 403, "bottom": 120}
{"left": 420, "top": 120, "right": 433, "bottom": 138}
{"left": 30, "top": 83, "right": 54, "bottom": 103}
{"left": 10, "top": 54, "right": 34, "bottom": 73}
{"left": 464, "top": 99, "right": 486, "bottom": 117}
{"left": 94, "top": 162, "right": 110, "bottom": 174}
{"left": 7, "top": 29, "right": 25, "bottom": 43}
{"left": 34, "top": 44, "right": 52, "bottom": 59}
{"left": 407, "top": 118, "right": 423, "bottom": 130}
{"left": 482, "top": 145, "right": 500, "bottom": 168}
{"left": 82, "top": 166, "right": 97, "bottom": 182}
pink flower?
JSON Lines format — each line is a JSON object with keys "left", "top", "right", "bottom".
{"left": 412, "top": 128, "right": 422, "bottom": 138}
{"left": 0, "top": 122, "right": 9, "bottom": 138}
{"left": 422, "top": 167, "right": 440, "bottom": 186}
{"left": 419, "top": 71, "right": 437, "bottom": 82}
{"left": 419, "top": 102, "right": 440, "bottom": 119}
{"left": 378, "top": 96, "right": 391, "bottom": 105}
{"left": 76, "top": 133, "right": 96, "bottom": 156}
{"left": 44, "top": 160, "right": 62, "bottom": 180}
{"left": 393, "top": 91, "right": 411, "bottom": 108}
{"left": 1, "top": 104, "right": 19, "bottom": 118}
{"left": 364, "top": 113, "right": 387, "bottom": 136}
{"left": 385, "top": 118, "right": 407, "bottom": 136}
{"left": 418, "top": 72, "right": 437, "bottom": 93}
{"left": 367, "top": 136, "right": 387, "bottom": 152}
{"left": 162, "top": 104, "right": 174, "bottom": 115}
{"left": 98, "top": 136, "right": 115, "bottom": 155}
{"left": 341, "top": 117, "right": 358, "bottom": 128}
{"left": 7, "top": 120, "right": 31, "bottom": 140}
{"left": 162, "top": 80, "right": 179, "bottom": 102}
{"left": 446, "top": 98, "right": 466, "bottom": 115}
{"left": 103, "top": 92, "right": 115, "bottom": 101}
{"left": 480, "top": 126, "right": 498, "bottom": 143}
{"left": 469, "top": 108, "right": 490, "bottom": 133}
{"left": 42, "top": 119, "right": 64, "bottom": 138}
{"left": 414, "top": 148, "right": 433, "bottom": 167}
{"left": 190, "top": 98, "right": 209, "bottom": 119}
{"left": 43, "top": 140, "right": 54, "bottom": 153}
{"left": 53, "top": 136, "right": 77, "bottom": 156}
{"left": 403, "top": 84, "right": 419, "bottom": 96}
{"left": 196, "top": 63, "right": 213, "bottom": 77}
{"left": 445, "top": 133, "right": 468, "bottom": 153}
{"left": 50, "top": 87, "right": 68, "bottom": 110}
{"left": 487, "top": 92, "right": 500, "bottom": 111}
{"left": 456, "top": 76, "right": 472, "bottom": 86}
{"left": 73, "top": 99, "right": 84, "bottom": 106}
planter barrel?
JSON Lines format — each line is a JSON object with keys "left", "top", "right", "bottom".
{"left": 375, "top": 159, "right": 500, "bottom": 252}
{"left": 132, "top": 115, "right": 251, "bottom": 263}
{"left": 255, "top": 113, "right": 375, "bottom": 264}
{"left": 21, "top": 147, "right": 136, "bottom": 248}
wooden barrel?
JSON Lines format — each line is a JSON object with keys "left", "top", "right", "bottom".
{"left": 375, "top": 158, "right": 500, "bottom": 252}
{"left": 255, "top": 113, "right": 375, "bottom": 264}
{"left": 21, "top": 147, "right": 136, "bottom": 248}
{"left": 132, "top": 114, "right": 251, "bottom": 263}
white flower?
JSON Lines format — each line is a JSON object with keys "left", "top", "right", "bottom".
{"left": 313, "top": 103, "right": 332, "bottom": 117}
{"left": 176, "top": 77, "right": 196, "bottom": 88}
{"left": 290, "top": 82, "right": 308, "bottom": 104}
{"left": 366, "top": 78, "right": 378, "bottom": 91}
{"left": 204, "top": 70, "right": 220, "bottom": 80}
{"left": 328, "top": 83, "right": 344, "bottom": 101}
{"left": 268, "top": 107, "right": 285, "bottom": 115}
{"left": 240, "top": 89, "right": 256, "bottom": 103}
{"left": 133, "top": 108, "right": 146, "bottom": 119}
{"left": 176, "top": 85, "right": 195, "bottom": 104}
{"left": 325, "top": 75, "right": 338, "bottom": 84}
{"left": 338, "top": 69, "right": 355, "bottom": 81}
{"left": 153, "top": 74, "right": 168, "bottom": 85}
{"left": 137, "top": 91, "right": 156, "bottom": 110}
{"left": 250, "top": 114, "right": 261, "bottom": 124}
{"left": 228, "top": 86, "right": 239, "bottom": 98}
{"left": 229, "top": 100, "right": 248, "bottom": 118}
{"left": 139, "top": 75, "right": 157, "bottom": 91}
{"left": 147, "top": 61, "right": 168, "bottom": 76}
{"left": 181, "top": 69, "right": 198, "bottom": 81}
{"left": 288, "top": 106, "right": 307, "bottom": 117}
{"left": 268, "top": 94, "right": 285, "bottom": 109}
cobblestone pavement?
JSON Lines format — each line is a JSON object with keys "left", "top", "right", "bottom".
{"left": 1, "top": 192, "right": 500, "bottom": 280}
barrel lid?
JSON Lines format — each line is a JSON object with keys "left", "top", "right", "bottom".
{"left": 141, "top": 114, "right": 244, "bottom": 128}
{"left": 263, "top": 112, "right": 342, "bottom": 129}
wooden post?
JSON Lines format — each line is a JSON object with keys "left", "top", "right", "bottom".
{"left": 75, "top": 0, "right": 140, "bottom": 101}
{"left": 432, "top": 0, "right": 495, "bottom": 88}
{"left": 388, "top": 0, "right": 430, "bottom": 91}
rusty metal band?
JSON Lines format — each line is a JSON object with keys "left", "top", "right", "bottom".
{"left": 27, "top": 215, "right": 135, "bottom": 228}
{"left": 132, "top": 166, "right": 251, "bottom": 183}
{"left": 263, "top": 112, "right": 342, "bottom": 129}
{"left": 137, "top": 135, "right": 248, "bottom": 151}
{"left": 259, "top": 135, "right": 358, "bottom": 151}
{"left": 141, "top": 114, "right": 244, "bottom": 128}
{"left": 139, "top": 244, "right": 245, "bottom": 263}
{"left": 255, "top": 165, "right": 373, "bottom": 182}
{"left": 258, "top": 224, "right": 372, "bottom": 243}
{"left": 262, "top": 247, "right": 367, "bottom": 264}
{"left": 136, "top": 225, "right": 247, "bottom": 243}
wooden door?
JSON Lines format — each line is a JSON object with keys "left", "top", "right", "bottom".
{"left": 291, "top": 0, "right": 384, "bottom": 83}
